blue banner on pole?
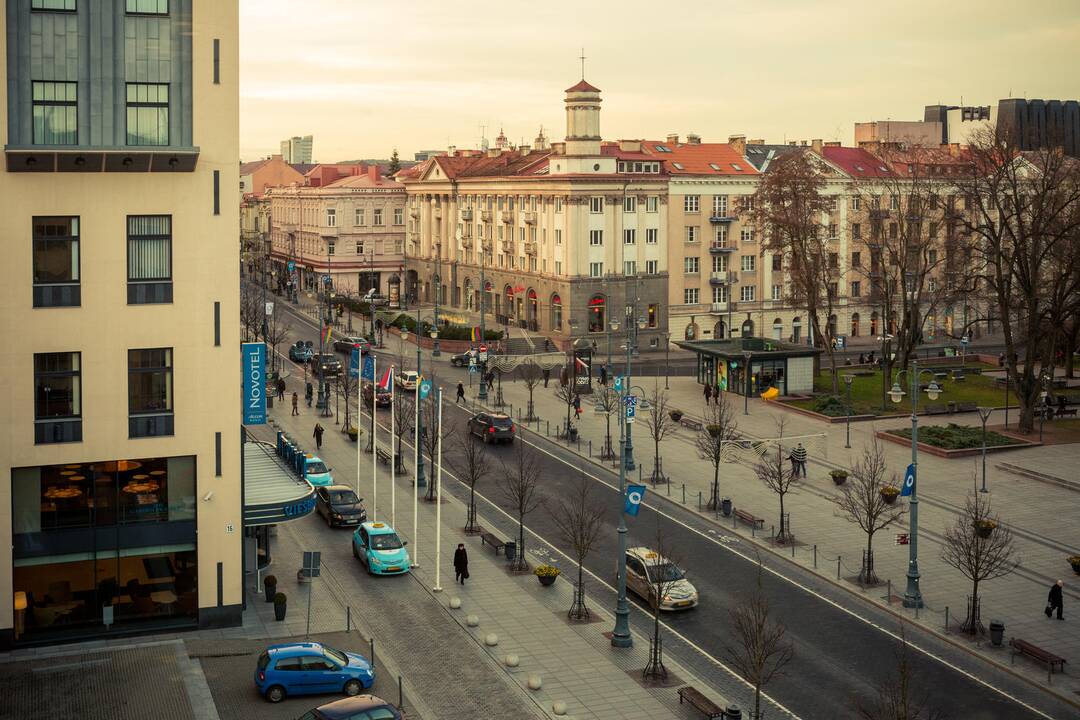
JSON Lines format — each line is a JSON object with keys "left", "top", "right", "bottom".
{"left": 419, "top": 379, "right": 433, "bottom": 399}
{"left": 350, "top": 348, "right": 361, "bottom": 378}
{"left": 361, "top": 354, "right": 375, "bottom": 381}
{"left": 901, "top": 464, "right": 916, "bottom": 497}
{"left": 624, "top": 484, "right": 646, "bottom": 516}
{"left": 242, "top": 343, "right": 266, "bottom": 425}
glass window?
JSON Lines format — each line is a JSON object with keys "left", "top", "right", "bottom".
{"left": 326, "top": 209, "right": 336, "bottom": 227}
{"left": 741, "top": 255, "right": 756, "bottom": 271}
{"left": 686, "top": 226, "right": 697, "bottom": 242}
{"left": 32, "top": 81, "right": 77, "bottom": 145}
{"left": 126, "top": 0, "right": 168, "bottom": 12}
{"left": 646, "top": 260, "right": 658, "bottom": 274}
{"left": 355, "top": 208, "right": 365, "bottom": 226}
{"left": 373, "top": 209, "right": 383, "bottom": 225}
{"left": 126, "top": 84, "right": 169, "bottom": 146}
{"left": 33, "top": 217, "right": 80, "bottom": 286}
{"left": 367, "top": 709, "right": 398, "bottom": 720}
{"left": 589, "top": 262, "right": 603, "bottom": 277}
{"left": 646, "top": 196, "right": 658, "bottom": 212}
{"left": 33, "top": 0, "right": 77, "bottom": 9}
{"left": 648, "top": 304, "right": 658, "bottom": 328}
{"left": 589, "top": 230, "right": 603, "bottom": 246}
{"left": 127, "top": 216, "right": 172, "bottom": 281}
{"left": 646, "top": 228, "right": 658, "bottom": 244}
{"left": 590, "top": 196, "right": 604, "bottom": 213}
{"left": 740, "top": 285, "right": 756, "bottom": 302}
{"left": 128, "top": 349, "right": 173, "bottom": 414}
{"left": 588, "top": 295, "right": 606, "bottom": 332}
{"left": 683, "top": 288, "right": 699, "bottom": 304}
{"left": 623, "top": 261, "right": 636, "bottom": 275}
{"left": 35, "top": 352, "right": 81, "bottom": 420}
{"left": 623, "top": 196, "right": 636, "bottom": 212}
{"left": 623, "top": 229, "right": 635, "bottom": 244}
{"left": 393, "top": 208, "right": 403, "bottom": 225}
{"left": 684, "top": 257, "right": 699, "bottom": 273}
{"left": 684, "top": 196, "right": 699, "bottom": 213}
{"left": 275, "top": 658, "right": 302, "bottom": 671}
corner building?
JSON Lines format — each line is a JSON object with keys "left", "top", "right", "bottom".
{"left": 0, "top": 0, "right": 241, "bottom": 646}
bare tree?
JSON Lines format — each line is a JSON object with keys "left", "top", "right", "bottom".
{"left": 553, "top": 378, "right": 578, "bottom": 442}
{"left": 335, "top": 371, "right": 360, "bottom": 433}
{"left": 420, "top": 382, "right": 455, "bottom": 501}
{"left": 391, "top": 391, "right": 415, "bottom": 474}
{"left": 940, "top": 490, "right": 1018, "bottom": 634}
{"left": 833, "top": 438, "right": 906, "bottom": 584}
{"left": 593, "top": 384, "right": 620, "bottom": 460}
{"left": 642, "top": 382, "right": 675, "bottom": 484}
{"left": 264, "top": 308, "right": 292, "bottom": 373}
{"left": 500, "top": 443, "right": 542, "bottom": 571}
{"left": 855, "top": 624, "right": 945, "bottom": 720}
{"left": 695, "top": 393, "right": 739, "bottom": 510}
{"left": 240, "top": 283, "right": 264, "bottom": 342}
{"left": 723, "top": 569, "right": 794, "bottom": 720}
{"left": 957, "top": 129, "right": 1080, "bottom": 432}
{"left": 750, "top": 151, "right": 842, "bottom": 392}
{"left": 516, "top": 361, "right": 544, "bottom": 421}
{"left": 642, "top": 517, "right": 686, "bottom": 683}
{"left": 755, "top": 418, "right": 797, "bottom": 543}
{"left": 547, "top": 474, "right": 605, "bottom": 619}
{"left": 448, "top": 428, "right": 492, "bottom": 534}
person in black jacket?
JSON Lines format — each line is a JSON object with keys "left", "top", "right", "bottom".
{"left": 1047, "top": 579, "right": 1064, "bottom": 619}
{"left": 453, "top": 543, "right": 469, "bottom": 585}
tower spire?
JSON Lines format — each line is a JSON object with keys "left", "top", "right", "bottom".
{"left": 579, "top": 48, "right": 586, "bottom": 80}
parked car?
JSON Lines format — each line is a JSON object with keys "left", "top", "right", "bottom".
{"left": 467, "top": 412, "right": 515, "bottom": 444}
{"left": 315, "top": 485, "right": 367, "bottom": 527}
{"left": 333, "top": 336, "right": 370, "bottom": 355}
{"left": 352, "top": 522, "right": 410, "bottom": 575}
{"left": 451, "top": 349, "right": 495, "bottom": 367}
{"left": 310, "top": 353, "right": 343, "bottom": 376}
{"left": 254, "top": 641, "right": 374, "bottom": 703}
{"left": 290, "top": 340, "right": 314, "bottom": 363}
{"left": 302, "top": 455, "right": 334, "bottom": 487}
{"left": 398, "top": 370, "right": 419, "bottom": 391}
{"left": 623, "top": 546, "right": 698, "bottom": 611}
{"left": 296, "top": 695, "right": 402, "bottom": 720}
{"left": 362, "top": 383, "right": 391, "bottom": 409}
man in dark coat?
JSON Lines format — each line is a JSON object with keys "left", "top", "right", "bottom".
{"left": 453, "top": 543, "right": 469, "bottom": 585}
{"left": 1047, "top": 579, "right": 1064, "bottom": 619}
{"left": 703, "top": 383, "right": 713, "bottom": 404}
{"left": 313, "top": 423, "right": 324, "bottom": 450}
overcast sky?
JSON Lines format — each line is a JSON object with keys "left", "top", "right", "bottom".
{"left": 239, "top": 0, "right": 1080, "bottom": 162}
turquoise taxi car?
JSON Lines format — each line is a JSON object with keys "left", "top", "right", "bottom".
{"left": 352, "top": 522, "right": 410, "bottom": 575}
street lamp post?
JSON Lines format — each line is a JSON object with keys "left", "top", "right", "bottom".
{"left": 620, "top": 307, "right": 645, "bottom": 472}
{"left": 478, "top": 235, "right": 488, "bottom": 401}
{"left": 664, "top": 332, "right": 671, "bottom": 390}
{"left": 611, "top": 310, "right": 635, "bottom": 650}
{"left": 888, "top": 358, "right": 941, "bottom": 609}
{"left": 742, "top": 350, "right": 752, "bottom": 415}
{"left": 432, "top": 242, "right": 442, "bottom": 357}
{"left": 976, "top": 406, "right": 992, "bottom": 493}
{"left": 414, "top": 301, "right": 426, "bottom": 488}
{"left": 843, "top": 374, "right": 854, "bottom": 449}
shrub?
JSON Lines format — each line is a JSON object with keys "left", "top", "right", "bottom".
{"left": 812, "top": 395, "right": 849, "bottom": 417}
{"left": 273, "top": 592, "right": 287, "bottom": 604}
{"left": 534, "top": 565, "right": 561, "bottom": 578}
{"left": 264, "top": 575, "right": 277, "bottom": 586}
{"left": 893, "top": 423, "right": 1020, "bottom": 450}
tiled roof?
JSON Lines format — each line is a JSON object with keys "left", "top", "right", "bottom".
{"left": 240, "top": 158, "right": 270, "bottom": 175}
{"left": 639, "top": 141, "right": 757, "bottom": 175}
{"left": 744, "top": 144, "right": 802, "bottom": 172}
{"left": 430, "top": 151, "right": 552, "bottom": 179}
{"left": 821, "top": 146, "right": 896, "bottom": 178}
{"left": 290, "top": 163, "right": 317, "bottom": 175}
{"left": 323, "top": 174, "right": 404, "bottom": 190}
{"left": 565, "top": 79, "right": 601, "bottom": 93}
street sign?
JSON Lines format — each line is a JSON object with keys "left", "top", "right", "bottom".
{"left": 624, "top": 394, "right": 638, "bottom": 407}
{"left": 265, "top": 301, "right": 274, "bottom": 316}
{"left": 625, "top": 404, "right": 636, "bottom": 424}
{"left": 479, "top": 344, "right": 488, "bottom": 362}
{"left": 468, "top": 365, "right": 479, "bottom": 374}
{"left": 960, "top": 336, "right": 969, "bottom": 345}
{"left": 895, "top": 533, "right": 910, "bottom": 546}
{"left": 287, "top": 261, "right": 295, "bottom": 272}
{"left": 469, "top": 355, "right": 477, "bottom": 367}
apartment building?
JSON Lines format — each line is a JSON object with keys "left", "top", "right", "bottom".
{"left": 279, "top": 134, "right": 313, "bottom": 164}
{"left": 268, "top": 165, "right": 407, "bottom": 301}
{"left": 0, "top": 0, "right": 241, "bottom": 647}
{"left": 399, "top": 79, "right": 669, "bottom": 350}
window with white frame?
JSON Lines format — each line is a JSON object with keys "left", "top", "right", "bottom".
{"left": 373, "top": 209, "right": 383, "bottom": 225}
{"left": 624, "top": 261, "right": 637, "bottom": 275}
{"left": 684, "top": 287, "right": 699, "bottom": 304}
{"left": 646, "top": 228, "right": 658, "bottom": 244}
{"left": 589, "top": 230, "right": 603, "bottom": 246}
{"left": 741, "top": 196, "right": 755, "bottom": 212}
{"left": 740, "top": 285, "right": 755, "bottom": 301}
{"left": 555, "top": 229, "right": 562, "bottom": 245}
{"left": 646, "top": 196, "right": 658, "bottom": 212}
{"left": 713, "top": 195, "right": 728, "bottom": 216}
{"left": 555, "top": 261, "right": 562, "bottom": 275}
{"left": 327, "top": 240, "right": 335, "bottom": 255}
{"left": 624, "top": 196, "right": 636, "bottom": 212}
{"left": 771, "top": 284, "right": 782, "bottom": 300}
{"left": 326, "top": 209, "right": 336, "bottom": 227}
{"left": 685, "top": 226, "right": 698, "bottom": 243}
{"left": 684, "top": 195, "right": 700, "bottom": 213}
{"left": 355, "top": 208, "right": 365, "bottom": 226}
{"left": 740, "top": 255, "right": 756, "bottom": 272}
{"left": 624, "top": 229, "right": 636, "bottom": 244}
{"left": 589, "top": 262, "right": 603, "bottom": 277}
{"left": 590, "top": 196, "right": 604, "bottom": 213}
{"left": 393, "top": 208, "right": 404, "bottom": 225}
{"left": 714, "top": 226, "right": 728, "bottom": 246}
{"left": 712, "top": 285, "right": 728, "bottom": 303}
{"left": 851, "top": 196, "right": 861, "bottom": 210}
{"left": 646, "top": 260, "right": 658, "bottom": 274}
{"left": 684, "top": 257, "right": 699, "bottom": 273}
{"left": 740, "top": 228, "right": 755, "bottom": 243}
{"left": 555, "top": 197, "right": 563, "bottom": 213}
{"left": 712, "top": 255, "right": 728, "bottom": 273}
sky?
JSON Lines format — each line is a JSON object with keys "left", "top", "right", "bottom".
{"left": 239, "top": 0, "right": 1080, "bottom": 162}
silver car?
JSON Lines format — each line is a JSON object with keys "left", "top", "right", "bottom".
{"left": 623, "top": 546, "right": 698, "bottom": 610}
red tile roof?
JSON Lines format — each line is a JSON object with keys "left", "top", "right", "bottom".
{"left": 639, "top": 141, "right": 757, "bottom": 175}
{"left": 820, "top": 146, "right": 896, "bottom": 178}
{"left": 565, "top": 79, "right": 601, "bottom": 93}
{"left": 429, "top": 151, "right": 552, "bottom": 179}
{"left": 323, "top": 174, "right": 404, "bottom": 190}
{"left": 240, "top": 158, "right": 270, "bottom": 175}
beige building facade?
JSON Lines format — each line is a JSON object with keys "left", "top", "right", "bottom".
{"left": 0, "top": 0, "right": 242, "bottom": 647}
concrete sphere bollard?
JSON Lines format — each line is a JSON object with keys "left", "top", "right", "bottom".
{"left": 552, "top": 701, "right": 568, "bottom": 715}
{"left": 449, "top": 597, "right": 462, "bottom": 609}
{"left": 466, "top": 614, "right": 480, "bottom": 627}
{"left": 504, "top": 654, "right": 520, "bottom": 667}
{"left": 527, "top": 675, "right": 542, "bottom": 691}
{"left": 484, "top": 633, "right": 499, "bottom": 646}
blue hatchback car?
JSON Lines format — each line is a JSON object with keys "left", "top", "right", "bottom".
{"left": 255, "top": 642, "right": 374, "bottom": 703}
{"left": 352, "top": 522, "right": 410, "bottom": 575}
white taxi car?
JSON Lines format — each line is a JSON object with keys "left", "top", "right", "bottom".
{"left": 624, "top": 547, "right": 698, "bottom": 610}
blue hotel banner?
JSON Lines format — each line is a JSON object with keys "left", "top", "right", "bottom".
{"left": 242, "top": 342, "right": 267, "bottom": 425}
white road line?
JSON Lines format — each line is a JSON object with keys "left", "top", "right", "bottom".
{"left": 512, "top": 431, "right": 1058, "bottom": 720}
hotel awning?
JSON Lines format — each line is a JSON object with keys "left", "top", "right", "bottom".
{"left": 243, "top": 440, "right": 315, "bottom": 527}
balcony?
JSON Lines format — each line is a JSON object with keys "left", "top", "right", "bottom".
{"left": 869, "top": 209, "right": 891, "bottom": 220}
{"left": 708, "top": 243, "right": 735, "bottom": 255}
{"left": 409, "top": 208, "right": 420, "bottom": 219}
{"left": 709, "top": 215, "right": 736, "bottom": 223}
{"left": 709, "top": 271, "right": 734, "bottom": 286}
{"left": 501, "top": 241, "right": 516, "bottom": 254}
{"left": 710, "top": 301, "right": 729, "bottom": 313}
{"left": 129, "top": 412, "right": 175, "bottom": 439}
{"left": 524, "top": 212, "right": 537, "bottom": 224}
{"left": 524, "top": 241, "right": 537, "bottom": 255}
{"left": 460, "top": 208, "right": 473, "bottom": 221}
{"left": 6, "top": 146, "right": 199, "bottom": 173}
{"left": 480, "top": 210, "right": 493, "bottom": 222}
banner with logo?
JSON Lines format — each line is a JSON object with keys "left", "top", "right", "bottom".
{"left": 624, "top": 484, "right": 646, "bottom": 516}
{"left": 901, "top": 464, "right": 916, "bottom": 497}
{"left": 242, "top": 343, "right": 266, "bottom": 425}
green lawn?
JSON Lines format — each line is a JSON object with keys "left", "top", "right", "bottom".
{"left": 786, "top": 366, "right": 1017, "bottom": 417}
{"left": 890, "top": 423, "right": 1022, "bottom": 449}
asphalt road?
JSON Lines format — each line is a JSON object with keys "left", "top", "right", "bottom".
{"left": 271, "top": 292, "right": 1067, "bottom": 720}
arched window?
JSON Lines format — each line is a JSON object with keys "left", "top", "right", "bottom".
{"left": 685, "top": 322, "right": 698, "bottom": 340}
{"left": 851, "top": 312, "right": 860, "bottom": 337}
{"left": 527, "top": 288, "right": 538, "bottom": 324}
{"left": 588, "top": 294, "right": 606, "bottom": 332}
{"left": 792, "top": 316, "right": 802, "bottom": 343}
{"left": 772, "top": 318, "right": 783, "bottom": 340}
{"left": 550, "top": 294, "right": 562, "bottom": 330}
{"left": 741, "top": 319, "right": 754, "bottom": 338}
{"left": 870, "top": 311, "right": 879, "bottom": 337}
{"left": 713, "top": 320, "right": 726, "bottom": 339}
{"left": 504, "top": 285, "right": 514, "bottom": 319}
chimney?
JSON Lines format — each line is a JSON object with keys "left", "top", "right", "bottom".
{"left": 619, "top": 139, "right": 642, "bottom": 152}
{"left": 686, "top": 133, "right": 701, "bottom": 145}
{"left": 550, "top": 141, "right": 566, "bottom": 155}
{"left": 367, "top": 165, "right": 379, "bottom": 182}
{"left": 811, "top": 139, "right": 823, "bottom": 155}
{"left": 750, "top": 138, "right": 764, "bottom": 145}
{"left": 825, "top": 141, "right": 841, "bottom": 147}
{"left": 728, "top": 134, "right": 746, "bottom": 156}
{"left": 666, "top": 133, "right": 679, "bottom": 145}
{"left": 800, "top": 140, "right": 808, "bottom": 146}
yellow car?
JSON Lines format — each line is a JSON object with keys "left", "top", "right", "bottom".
{"left": 623, "top": 547, "right": 698, "bottom": 610}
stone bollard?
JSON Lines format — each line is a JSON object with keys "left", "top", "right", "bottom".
{"left": 449, "top": 597, "right": 462, "bottom": 609}
{"left": 527, "top": 675, "right": 542, "bottom": 691}
{"left": 466, "top": 614, "right": 480, "bottom": 627}
{"left": 504, "top": 654, "right": 520, "bottom": 667}
{"left": 552, "top": 701, "right": 568, "bottom": 716}
{"left": 484, "top": 633, "right": 499, "bottom": 646}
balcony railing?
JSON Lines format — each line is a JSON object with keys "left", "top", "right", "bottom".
{"left": 709, "top": 272, "right": 731, "bottom": 286}
{"left": 524, "top": 241, "right": 537, "bottom": 254}
{"left": 460, "top": 208, "right": 473, "bottom": 221}
{"left": 35, "top": 417, "right": 82, "bottom": 444}
{"left": 480, "top": 210, "right": 493, "bottom": 222}
{"left": 710, "top": 301, "right": 729, "bottom": 312}
{"left": 708, "top": 243, "right": 735, "bottom": 254}
{"left": 524, "top": 212, "right": 537, "bottom": 224}
{"left": 709, "top": 215, "right": 736, "bottom": 223}
{"left": 501, "top": 211, "right": 514, "bottom": 223}
{"left": 129, "top": 412, "right": 175, "bottom": 439}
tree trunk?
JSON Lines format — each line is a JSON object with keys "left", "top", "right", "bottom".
{"left": 968, "top": 578, "right": 980, "bottom": 634}
{"left": 710, "top": 462, "right": 720, "bottom": 510}
{"left": 754, "top": 686, "right": 762, "bottom": 720}
{"left": 517, "top": 517, "right": 526, "bottom": 570}
{"left": 865, "top": 532, "right": 875, "bottom": 584}
{"left": 778, "top": 494, "right": 786, "bottom": 542}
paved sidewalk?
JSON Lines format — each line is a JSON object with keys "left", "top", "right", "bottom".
{"left": 449, "top": 359, "right": 1080, "bottom": 705}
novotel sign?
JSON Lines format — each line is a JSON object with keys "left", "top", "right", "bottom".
{"left": 242, "top": 342, "right": 267, "bottom": 425}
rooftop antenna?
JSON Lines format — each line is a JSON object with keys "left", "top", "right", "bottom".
{"left": 579, "top": 47, "right": 586, "bottom": 79}
{"left": 479, "top": 123, "right": 486, "bottom": 150}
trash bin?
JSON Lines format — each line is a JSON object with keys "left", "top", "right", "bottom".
{"left": 990, "top": 620, "right": 1004, "bottom": 646}
{"left": 721, "top": 497, "right": 733, "bottom": 517}
{"left": 568, "top": 427, "right": 579, "bottom": 441}
{"left": 724, "top": 705, "right": 741, "bottom": 719}
{"left": 505, "top": 541, "right": 517, "bottom": 563}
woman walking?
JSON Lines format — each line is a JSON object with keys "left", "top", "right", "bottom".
{"left": 454, "top": 543, "right": 469, "bottom": 585}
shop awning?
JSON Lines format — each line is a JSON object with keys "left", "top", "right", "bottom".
{"left": 243, "top": 440, "right": 315, "bottom": 527}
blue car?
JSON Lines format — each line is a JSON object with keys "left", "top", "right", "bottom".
{"left": 352, "top": 522, "right": 410, "bottom": 575}
{"left": 255, "top": 642, "right": 374, "bottom": 703}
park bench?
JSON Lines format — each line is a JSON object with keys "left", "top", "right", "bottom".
{"left": 734, "top": 508, "right": 765, "bottom": 530}
{"left": 954, "top": 401, "right": 978, "bottom": 413}
{"left": 1009, "top": 638, "right": 1066, "bottom": 679}
{"left": 677, "top": 686, "right": 723, "bottom": 719}
{"left": 480, "top": 532, "right": 506, "bottom": 555}
{"left": 679, "top": 416, "right": 704, "bottom": 432}
{"left": 1057, "top": 408, "right": 1078, "bottom": 418}
{"left": 375, "top": 447, "right": 392, "bottom": 466}
{"left": 925, "top": 405, "right": 949, "bottom": 415}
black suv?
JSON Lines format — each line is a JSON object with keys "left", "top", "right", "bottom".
{"left": 314, "top": 485, "right": 367, "bottom": 527}
{"left": 467, "top": 412, "right": 515, "bottom": 444}
{"left": 310, "top": 353, "right": 343, "bottom": 376}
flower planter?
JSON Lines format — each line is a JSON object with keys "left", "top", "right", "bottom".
{"left": 263, "top": 576, "right": 277, "bottom": 603}
{"left": 1068, "top": 556, "right": 1080, "bottom": 576}
{"left": 973, "top": 522, "right": 996, "bottom": 539}
{"left": 273, "top": 593, "right": 287, "bottom": 621}
{"left": 534, "top": 565, "right": 560, "bottom": 586}
{"left": 670, "top": 411, "right": 684, "bottom": 422}
{"left": 830, "top": 471, "right": 848, "bottom": 486}
{"left": 538, "top": 575, "right": 556, "bottom": 587}
{"left": 347, "top": 427, "right": 359, "bottom": 442}
{"left": 880, "top": 488, "right": 900, "bottom": 505}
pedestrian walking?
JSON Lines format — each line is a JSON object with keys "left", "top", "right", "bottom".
{"left": 599, "top": 365, "right": 608, "bottom": 386}
{"left": 313, "top": 423, "right": 324, "bottom": 450}
{"left": 714, "top": 382, "right": 721, "bottom": 404}
{"left": 543, "top": 367, "right": 551, "bottom": 388}
{"left": 703, "top": 383, "right": 713, "bottom": 404}
{"left": 291, "top": 392, "right": 299, "bottom": 416}
{"left": 456, "top": 382, "right": 466, "bottom": 404}
{"left": 573, "top": 393, "right": 582, "bottom": 417}
{"left": 305, "top": 382, "right": 314, "bottom": 407}
{"left": 1046, "top": 579, "right": 1065, "bottom": 619}
{"left": 486, "top": 371, "right": 495, "bottom": 391}
{"left": 454, "top": 543, "right": 469, "bottom": 585}
{"left": 790, "top": 442, "right": 808, "bottom": 478}
{"left": 276, "top": 377, "right": 286, "bottom": 401}
{"left": 858, "top": 352, "right": 865, "bottom": 364}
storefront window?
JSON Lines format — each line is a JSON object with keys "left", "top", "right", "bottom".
{"left": 588, "top": 294, "right": 606, "bottom": 332}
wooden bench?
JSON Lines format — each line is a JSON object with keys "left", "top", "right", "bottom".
{"left": 1009, "top": 637, "right": 1066, "bottom": 678}
{"left": 955, "top": 401, "right": 978, "bottom": 413}
{"left": 679, "top": 416, "right": 704, "bottom": 432}
{"left": 480, "top": 532, "right": 506, "bottom": 555}
{"left": 375, "top": 447, "right": 392, "bottom": 466}
{"left": 733, "top": 508, "right": 765, "bottom": 530}
{"left": 677, "top": 686, "right": 723, "bottom": 719}
{"left": 1058, "top": 408, "right": 1078, "bottom": 418}
{"left": 925, "top": 404, "right": 949, "bottom": 415}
